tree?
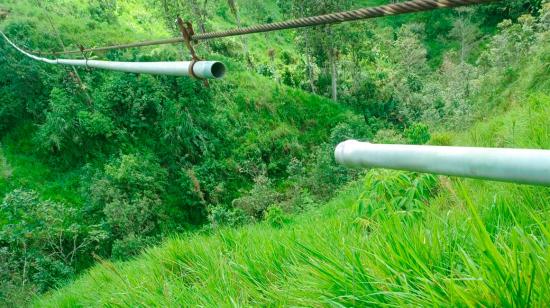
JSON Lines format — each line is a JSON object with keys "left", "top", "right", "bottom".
{"left": 158, "top": 0, "right": 210, "bottom": 50}
{"left": 449, "top": 8, "right": 481, "bottom": 64}
{"left": 293, "top": 3, "right": 318, "bottom": 94}
{"left": 87, "top": 153, "right": 168, "bottom": 239}
{"left": 0, "top": 23, "right": 51, "bottom": 134}
{"left": 383, "top": 23, "right": 430, "bottom": 123}
{"left": 282, "top": 0, "right": 352, "bottom": 101}
{"left": 227, "top": 0, "right": 251, "bottom": 65}
{"left": 328, "top": 26, "right": 338, "bottom": 101}
{"left": 186, "top": 0, "right": 209, "bottom": 34}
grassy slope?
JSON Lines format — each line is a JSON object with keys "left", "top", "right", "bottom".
{"left": 37, "top": 58, "right": 550, "bottom": 306}
{"left": 2, "top": 0, "right": 548, "bottom": 305}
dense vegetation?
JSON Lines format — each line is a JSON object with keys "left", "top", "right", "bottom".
{"left": 0, "top": 0, "right": 548, "bottom": 306}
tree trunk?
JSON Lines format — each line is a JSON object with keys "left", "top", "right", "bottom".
{"left": 36, "top": 0, "right": 93, "bottom": 106}
{"left": 187, "top": 0, "right": 207, "bottom": 34}
{"left": 329, "top": 47, "right": 338, "bottom": 101}
{"left": 227, "top": 0, "right": 252, "bottom": 68}
{"left": 460, "top": 24, "right": 466, "bottom": 64}
{"left": 325, "top": 26, "right": 338, "bottom": 101}
{"left": 307, "top": 52, "right": 317, "bottom": 94}
{"left": 303, "top": 31, "right": 317, "bottom": 94}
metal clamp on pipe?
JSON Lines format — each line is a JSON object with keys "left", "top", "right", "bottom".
{"left": 175, "top": 17, "right": 212, "bottom": 86}
{"left": 335, "top": 140, "right": 550, "bottom": 186}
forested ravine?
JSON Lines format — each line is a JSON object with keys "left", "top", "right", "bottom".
{"left": 0, "top": 0, "right": 549, "bottom": 306}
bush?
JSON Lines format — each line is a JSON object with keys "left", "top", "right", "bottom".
{"left": 111, "top": 235, "right": 156, "bottom": 260}
{"left": 287, "top": 188, "right": 318, "bottom": 213}
{"left": 207, "top": 205, "right": 250, "bottom": 229}
{"left": 232, "top": 175, "right": 282, "bottom": 219}
{"left": 356, "top": 171, "right": 439, "bottom": 222}
{"left": 373, "top": 129, "right": 407, "bottom": 144}
{"left": 264, "top": 205, "right": 290, "bottom": 228}
{"left": 86, "top": 153, "right": 168, "bottom": 243}
{"left": 88, "top": 0, "right": 119, "bottom": 23}
{"left": 0, "top": 189, "right": 106, "bottom": 298}
{"left": 429, "top": 132, "right": 453, "bottom": 146}
{"left": 36, "top": 87, "right": 84, "bottom": 154}
{"left": 306, "top": 143, "right": 355, "bottom": 200}
{"left": 405, "top": 123, "right": 431, "bottom": 144}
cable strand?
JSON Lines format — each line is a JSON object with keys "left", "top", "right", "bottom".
{"left": 30, "top": 0, "right": 496, "bottom": 56}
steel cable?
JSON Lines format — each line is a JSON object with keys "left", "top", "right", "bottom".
{"left": 31, "top": 0, "right": 496, "bottom": 56}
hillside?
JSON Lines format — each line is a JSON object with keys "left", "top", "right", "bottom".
{"left": 37, "top": 86, "right": 550, "bottom": 306}
{"left": 0, "top": 1, "right": 363, "bottom": 305}
{"left": 1, "top": 0, "right": 549, "bottom": 306}
{"left": 39, "top": 2, "right": 550, "bottom": 305}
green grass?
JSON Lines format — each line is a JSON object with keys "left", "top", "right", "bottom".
{"left": 0, "top": 124, "right": 82, "bottom": 204}
{"left": 36, "top": 92, "right": 550, "bottom": 306}
{"left": 1, "top": 0, "right": 548, "bottom": 305}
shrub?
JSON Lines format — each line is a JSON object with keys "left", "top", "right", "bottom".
{"left": 87, "top": 153, "right": 168, "bottom": 239}
{"left": 288, "top": 188, "right": 318, "bottom": 213}
{"left": 0, "top": 189, "right": 106, "bottom": 298}
{"left": 232, "top": 175, "right": 282, "bottom": 219}
{"left": 405, "top": 123, "right": 431, "bottom": 144}
{"left": 429, "top": 132, "right": 453, "bottom": 146}
{"left": 373, "top": 129, "right": 407, "bottom": 144}
{"left": 264, "top": 205, "right": 290, "bottom": 228}
{"left": 111, "top": 235, "right": 156, "bottom": 260}
{"left": 207, "top": 205, "right": 250, "bottom": 229}
{"left": 77, "top": 110, "right": 115, "bottom": 138}
{"left": 306, "top": 143, "right": 356, "bottom": 200}
{"left": 356, "top": 171, "right": 439, "bottom": 222}
{"left": 36, "top": 87, "right": 83, "bottom": 153}
{"left": 257, "top": 64, "right": 275, "bottom": 77}
{"left": 88, "top": 0, "right": 119, "bottom": 23}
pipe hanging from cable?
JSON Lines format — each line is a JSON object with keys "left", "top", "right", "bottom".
{"left": 0, "top": 32, "right": 226, "bottom": 79}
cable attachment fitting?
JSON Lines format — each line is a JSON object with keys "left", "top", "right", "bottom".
{"left": 79, "top": 44, "right": 91, "bottom": 71}
{"left": 176, "top": 16, "right": 208, "bottom": 87}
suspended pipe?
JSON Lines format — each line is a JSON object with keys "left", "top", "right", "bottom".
{"left": 335, "top": 140, "right": 550, "bottom": 186}
{"left": 0, "top": 32, "right": 226, "bottom": 79}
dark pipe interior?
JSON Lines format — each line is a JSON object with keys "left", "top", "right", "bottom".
{"left": 211, "top": 61, "right": 226, "bottom": 79}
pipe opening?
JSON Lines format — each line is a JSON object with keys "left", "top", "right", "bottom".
{"left": 211, "top": 61, "right": 226, "bottom": 79}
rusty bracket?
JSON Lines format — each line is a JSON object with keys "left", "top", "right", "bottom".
{"left": 176, "top": 16, "right": 208, "bottom": 87}
{"left": 79, "top": 44, "right": 92, "bottom": 71}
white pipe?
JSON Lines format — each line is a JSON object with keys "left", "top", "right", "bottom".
{"left": 335, "top": 140, "right": 550, "bottom": 186}
{"left": 1, "top": 32, "right": 58, "bottom": 64}
{"left": 57, "top": 59, "right": 226, "bottom": 78}
{"left": 1, "top": 32, "right": 226, "bottom": 79}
